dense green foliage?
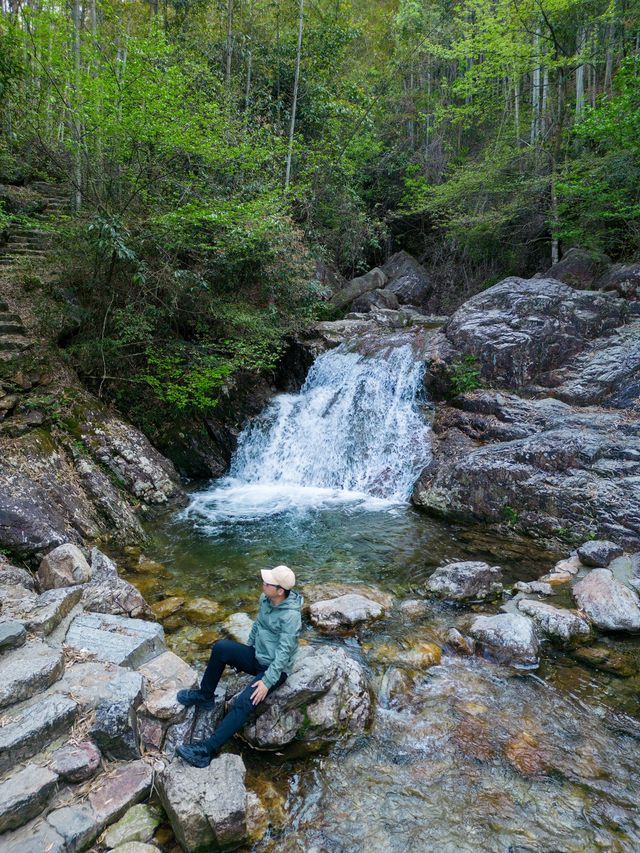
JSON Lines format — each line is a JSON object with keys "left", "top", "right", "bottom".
{"left": 0, "top": 0, "right": 638, "bottom": 430}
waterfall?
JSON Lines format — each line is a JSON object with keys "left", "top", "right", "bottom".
{"left": 186, "top": 342, "right": 432, "bottom": 523}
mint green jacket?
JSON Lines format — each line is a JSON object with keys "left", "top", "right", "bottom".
{"left": 247, "top": 590, "right": 303, "bottom": 688}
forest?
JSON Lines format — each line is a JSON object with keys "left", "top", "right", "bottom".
{"left": 1, "top": 0, "right": 639, "bottom": 432}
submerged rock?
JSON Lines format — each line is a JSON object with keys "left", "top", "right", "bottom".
{"left": 425, "top": 561, "right": 503, "bottom": 602}
{"left": 516, "top": 599, "right": 590, "bottom": 644}
{"left": 573, "top": 569, "right": 640, "bottom": 632}
{"left": 240, "top": 645, "right": 371, "bottom": 751}
{"left": 469, "top": 613, "right": 539, "bottom": 668}
{"left": 577, "top": 540, "right": 624, "bottom": 567}
{"left": 310, "top": 593, "right": 384, "bottom": 631}
{"left": 159, "top": 754, "right": 248, "bottom": 852}
{"left": 513, "top": 581, "right": 553, "bottom": 596}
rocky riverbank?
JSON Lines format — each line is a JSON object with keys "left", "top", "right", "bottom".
{"left": 0, "top": 546, "right": 374, "bottom": 851}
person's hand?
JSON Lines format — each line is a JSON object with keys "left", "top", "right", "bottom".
{"left": 251, "top": 679, "right": 268, "bottom": 705}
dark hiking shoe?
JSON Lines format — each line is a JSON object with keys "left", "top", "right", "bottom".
{"left": 176, "top": 689, "right": 217, "bottom": 710}
{"left": 176, "top": 743, "right": 214, "bottom": 768}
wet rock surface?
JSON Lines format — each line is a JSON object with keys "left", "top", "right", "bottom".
{"left": 469, "top": 613, "right": 539, "bottom": 668}
{"left": 425, "top": 560, "right": 503, "bottom": 602}
{"left": 310, "top": 593, "right": 385, "bottom": 630}
{"left": 516, "top": 599, "right": 591, "bottom": 644}
{"left": 573, "top": 569, "right": 640, "bottom": 632}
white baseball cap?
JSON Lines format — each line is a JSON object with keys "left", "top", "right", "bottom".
{"left": 261, "top": 564, "right": 296, "bottom": 590}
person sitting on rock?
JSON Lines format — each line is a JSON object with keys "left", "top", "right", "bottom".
{"left": 175, "top": 564, "right": 302, "bottom": 767}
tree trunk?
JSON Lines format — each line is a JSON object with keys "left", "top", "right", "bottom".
{"left": 575, "top": 27, "right": 586, "bottom": 119}
{"left": 285, "top": 0, "right": 304, "bottom": 190}
{"left": 225, "top": 0, "right": 234, "bottom": 96}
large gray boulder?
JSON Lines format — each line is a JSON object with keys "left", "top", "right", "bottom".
{"left": 572, "top": 569, "right": 640, "bottom": 632}
{"left": 546, "top": 247, "right": 610, "bottom": 290}
{"left": 469, "top": 613, "right": 539, "bottom": 668}
{"left": 516, "top": 599, "right": 591, "bottom": 644}
{"left": 351, "top": 288, "right": 399, "bottom": 313}
{"left": 64, "top": 612, "right": 165, "bottom": 668}
{"left": 309, "top": 594, "right": 384, "bottom": 631}
{"left": 159, "top": 754, "right": 248, "bottom": 852}
{"left": 413, "top": 393, "right": 640, "bottom": 549}
{"left": 381, "top": 251, "right": 431, "bottom": 306}
{"left": 239, "top": 645, "right": 371, "bottom": 752}
{"left": 37, "top": 543, "right": 91, "bottom": 589}
{"left": 576, "top": 540, "right": 623, "bottom": 567}
{"left": 442, "top": 277, "right": 628, "bottom": 387}
{"left": 425, "top": 561, "right": 503, "bottom": 602}
{"left": 330, "top": 268, "right": 387, "bottom": 310}
{"left": 595, "top": 262, "right": 640, "bottom": 300}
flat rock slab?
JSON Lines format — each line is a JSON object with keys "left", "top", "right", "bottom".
{"left": 577, "top": 540, "right": 624, "bottom": 567}
{"left": 0, "top": 693, "right": 78, "bottom": 775}
{"left": 138, "top": 650, "right": 198, "bottom": 721}
{"left": 425, "top": 561, "right": 503, "bottom": 602}
{"left": 517, "top": 599, "right": 591, "bottom": 644}
{"left": 23, "top": 586, "right": 83, "bottom": 635}
{"left": 47, "top": 803, "right": 99, "bottom": 851}
{"left": 573, "top": 569, "right": 640, "bottom": 632}
{"left": 0, "top": 763, "right": 58, "bottom": 833}
{"left": 159, "top": 754, "right": 248, "bottom": 852}
{"left": 50, "top": 741, "right": 101, "bottom": 782}
{"left": 0, "top": 620, "right": 26, "bottom": 653}
{"left": 0, "top": 817, "right": 65, "bottom": 852}
{"left": 0, "top": 639, "right": 64, "bottom": 709}
{"left": 88, "top": 760, "right": 154, "bottom": 829}
{"left": 65, "top": 612, "right": 165, "bottom": 668}
{"left": 469, "top": 613, "right": 539, "bottom": 669}
{"left": 310, "top": 594, "right": 384, "bottom": 631}
{"left": 56, "top": 660, "right": 143, "bottom": 711}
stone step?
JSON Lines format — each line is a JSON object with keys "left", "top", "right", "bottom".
{"left": 0, "top": 335, "right": 32, "bottom": 352}
{"left": 65, "top": 612, "right": 166, "bottom": 669}
{"left": 0, "top": 247, "right": 48, "bottom": 256}
{"left": 6, "top": 239, "right": 50, "bottom": 248}
{"left": 0, "top": 640, "right": 64, "bottom": 709}
{"left": 0, "top": 621, "right": 26, "bottom": 655}
{"left": 0, "top": 322, "right": 25, "bottom": 335}
{"left": 1, "top": 759, "right": 154, "bottom": 851}
{"left": 9, "top": 228, "right": 51, "bottom": 237}
{"left": 0, "top": 693, "right": 78, "bottom": 776}
{"left": 0, "top": 763, "right": 58, "bottom": 833}
{"left": 0, "top": 312, "right": 22, "bottom": 324}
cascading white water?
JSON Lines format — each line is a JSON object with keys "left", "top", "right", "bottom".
{"left": 185, "top": 342, "right": 432, "bottom": 523}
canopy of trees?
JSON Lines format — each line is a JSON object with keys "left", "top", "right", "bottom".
{"left": 0, "top": 0, "right": 638, "bottom": 429}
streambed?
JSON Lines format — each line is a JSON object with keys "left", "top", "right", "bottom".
{"left": 134, "top": 340, "right": 640, "bottom": 851}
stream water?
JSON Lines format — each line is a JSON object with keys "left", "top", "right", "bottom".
{"left": 138, "top": 338, "right": 640, "bottom": 852}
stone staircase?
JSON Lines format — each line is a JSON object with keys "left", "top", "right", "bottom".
{"left": 0, "top": 300, "right": 31, "bottom": 362}
{"left": 0, "top": 579, "right": 159, "bottom": 852}
{"left": 0, "top": 182, "right": 69, "bottom": 268}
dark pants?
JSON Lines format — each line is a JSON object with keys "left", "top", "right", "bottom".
{"left": 198, "top": 638, "right": 286, "bottom": 754}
